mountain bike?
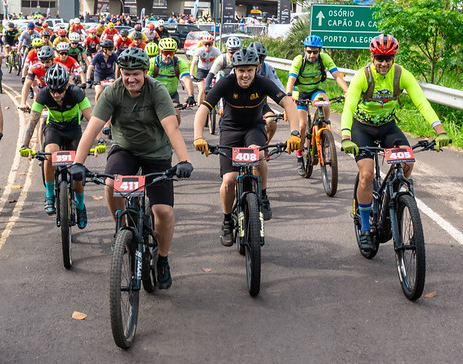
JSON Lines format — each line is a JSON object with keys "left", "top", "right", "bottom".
{"left": 209, "top": 142, "right": 287, "bottom": 297}
{"left": 351, "top": 139, "right": 446, "bottom": 301}
{"left": 6, "top": 46, "right": 21, "bottom": 74}
{"left": 297, "top": 95, "right": 344, "bottom": 197}
{"left": 86, "top": 166, "right": 178, "bottom": 349}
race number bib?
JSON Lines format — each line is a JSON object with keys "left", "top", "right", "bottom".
{"left": 113, "top": 175, "right": 145, "bottom": 197}
{"left": 231, "top": 147, "right": 259, "bottom": 167}
{"left": 51, "top": 150, "right": 75, "bottom": 166}
{"left": 384, "top": 146, "right": 415, "bottom": 164}
{"left": 312, "top": 99, "right": 331, "bottom": 107}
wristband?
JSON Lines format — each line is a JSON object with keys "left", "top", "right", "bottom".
{"left": 341, "top": 128, "right": 351, "bottom": 138}
{"left": 431, "top": 120, "right": 442, "bottom": 128}
{"left": 287, "top": 92, "right": 292, "bottom": 96}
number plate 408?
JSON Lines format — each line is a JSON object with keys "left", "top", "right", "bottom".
{"left": 231, "top": 147, "right": 259, "bottom": 167}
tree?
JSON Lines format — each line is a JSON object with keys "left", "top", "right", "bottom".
{"left": 372, "top": 0, "right": 463, "bottom": 84}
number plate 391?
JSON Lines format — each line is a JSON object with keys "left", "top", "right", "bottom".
{"left": 52, "top": 150, "right": 75, "bottom": 166}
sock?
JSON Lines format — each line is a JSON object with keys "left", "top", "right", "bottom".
{"left": 224, "top": 213, "right": 232, "bottom": 222}
{"left": 158, "top": 255, "right": 168, "bottom": 263}
{"left": 359, "top": 203, "right": 372, "bottom": 232}
{"left": 296, "top": 150, "right": 303, "bottom": 158}
{"left": 45, "top": 181, "right": 55, "bottom": 198}
{"left": 75, "top": 192, "right": 85, "bottom": 210}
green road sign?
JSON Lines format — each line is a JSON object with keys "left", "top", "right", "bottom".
{"left": 310, "top": 4, "right": 379, "bottom": 49}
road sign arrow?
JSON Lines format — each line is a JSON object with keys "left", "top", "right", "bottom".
{"left": 316, "top": 11, "right": 325, "bottom": 26}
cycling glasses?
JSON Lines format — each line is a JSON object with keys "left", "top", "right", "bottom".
{"left": 59, "top": 52, "right": 69, "bottom": 56}
{"left": 305, "top": 50, "right": 319, "bottom": 55}
{"left": 71, "top": 42, "right": 79, "bottom": 45}
{"left": 49, "top": 86, "right": 67, "bottom": 94}
{"left": 374, "top": 55, "right": 395, "bottom": 63}
{"left": 162, "top": 50, "right": 175, "bottom": 56}
{"left": 203, "top": 42, "right": 213, "bottom": 46}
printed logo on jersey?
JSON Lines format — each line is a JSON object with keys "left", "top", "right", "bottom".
{"left": 233, "top": 93, "right": 238, "bottom": 99}
{"left": 250, "top": 92, "right": 259, "bottom": 100}
{"left": 373, "top": 89, "right": 394, "bottom": 105}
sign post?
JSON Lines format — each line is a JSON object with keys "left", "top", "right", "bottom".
{"left": 310, "top": 4, "right": 379, "bottom": 49}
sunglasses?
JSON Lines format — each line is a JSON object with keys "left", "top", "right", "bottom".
{"left": 203, "top": 42, "right": 213, "bottom": 46}
{"left": 49, "top": 87, "right": 66, "bottom": 94}
{"left": 59, "top": 52, "right": 68, "bottom": 56}
{"left": 71, "top": 42, "right": 79, "bottom": 45}
{"left": 374, "top": 55, "right": 394, "bottom": 62}
{"left": 305, "top": 50, "right": 320, "bottom": 55}
{"left": 162, "top": 50, "right": 175, "bottom": 56}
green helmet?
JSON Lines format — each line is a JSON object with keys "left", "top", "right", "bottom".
{"left": 117, "top": 47, "right": 150, "bottom": 70}
{"left": 145, "top": 42, "right": 159, "bottom": 56}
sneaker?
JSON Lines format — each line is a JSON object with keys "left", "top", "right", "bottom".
{"left": 76, "top": 205, "right": 87, "bottom": 229}
{"left": 262, "top": 195, "right": 272, "bottom": 221}
{"left": 297, "top": 159, "right": 306, "bottom": 176}
{"left": 359, "top": 231, "right": 376, "bottom": 252}
{"left": 156, "top": 258, "right": 172, "bottom": 289}
{"left": 44, "top": 196, "right": 56, "bottom": 215}
{"left": 220, "top": 220, "right": 234, "bottom": 247}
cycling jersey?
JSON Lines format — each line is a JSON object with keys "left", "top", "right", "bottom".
{"left": 25, "top": 49, "right": 40, "bottom": 67}
{"left": 3, "top": 27, "right": 20, "bottom": 45}
{"left": 208, "top": 53, "right": 233, "bottom": 79}
{"left": 203, "top": 73, "right": 286, "bottom": 131}
{"left": 53, "top": 36, "right": 70, "bottom": 47}
{"left": 148, "top": 55, "right": 189, "bottom": 95}
{"left": 258, "top": 61, "right": 284, "bottom": 92}
{"left": 91, "top": 52, "right": 118, "bottom": 76}
{"left": 31, "top": 84, "right": 91, "bottom": 128}
{"left": 342, "top": 63, "right": 439, "bottom": 128}
{"left": 26, "top": 63, "right": 49, "bottom": 87}
{"left": 83, "top": 36, "right": 100, "bottom": 53}
{"left": 129, "top": 41, "right": 146, "bottom": 50}
{"left": 54, "top": 55, "right": 82, "bottom": 74}
{"left": 102, "top": 28, "right": 118, "bottom": 41}
{"left": 144, "top": 30, "right": 159, "bottom": 43}
{"left": 128, "top": 30, "right": 148, "bottom": 42}
{"left": 289, "top": 52, "right": 337, "bottom": 93}
{"left": 69, "top": 44, "right": 86, "bottom": 57}
{"left": 155, "top": 27, "right": 169, "bottom": 38}
{"left": 95, "top": 24, "right": 106, "bottom": 37}
{"left": 70, "top": 24, "right": 85, "bottom": 34}
{"left": 114, "top": 36, "right": 131, "bottom": 53}
{"left": 19, "top": 30, "right": 41, "bottom": 47}
{"left": 193, "top": 45, "right": 221, "bottom": 71}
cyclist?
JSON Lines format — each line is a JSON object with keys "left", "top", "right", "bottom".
{"left": 19, "top": 63, "right": 103, "bottom": 228}
{"left": 17, "top": 22, "right": 40, "bottom": 58}
{"left": 128, "top": 31, "right": 146, "bottom": 50}
{"left": 286, "top": 35, "right": 348, "bottom": 176}
{"left": 190, "top": 33, "right": 221, "bottom": 106}
{"left": 83, "top": 28, "right": 100, "bottom": 62}
{"left": 248, "top": 41, "right": 285, "bottom": 143}
{"left": 21, "top": 37, "right": 43, "bottom": 80}
{"left": 68, "top": 32, "right": 89, "bottom": 70}
{"left": 69, "top": 18, "right": 86, "bottom": 38}
{"left": 128, "top": 24, "right": 148, "bottom": 43}
{"left": 155, "top": 19, "right": 169, "bottom": 39}
{"left": 70, "top": 47, "right": 193, "bottom": 289}
{"left": 144, "top": 23, "right": 160, "bottom": 43}
{"left": 95, "top": 19, "right": 106, "bottom": 37}
{"left": 40, "top": 22, "right": 50, "bottom": 36}
{"left": 114, "top": 28, "right": 131, "bottom": 55}
{"left": 54, "top": 42, "right": 86, "bottom": 86}
{"left": 86, "top": 39, "right": 117, "bottom": 102}
{"left": 40, "top": 30, "right": 53, "bottom": 47}
{"left": 148, "top": 38, "right": 195, "bottom": 125}
{"left": 52, "top": 29, "right": 70, "bottom": 48}
{"left": 101, "top": 22, "right": 118, "bottom": 41}
{"left": 193, "top": 48, "right": 301, "bottom": 244}
{"left": 340, "top": 34, "right": 450, "bottom": 251}
{"left": 2, "top": 22, "right": 20, "bottom": 57}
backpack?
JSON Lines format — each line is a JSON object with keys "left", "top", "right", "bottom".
{"left": 294, "top": 53, "right": 327, "bottom": 86}
{"left": 362, "top": 63, "right": 403, "bottom": 108}
{"left": 152, "top": 55, "right": 180, "bottom": 79}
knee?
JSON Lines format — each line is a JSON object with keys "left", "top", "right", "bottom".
{"left": 153, "top": 205, "right": 174, "bottom": 223}
{"left": 359, "top": 169, "right": 374, "bottom": 186}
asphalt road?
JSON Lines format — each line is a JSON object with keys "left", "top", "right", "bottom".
{"left": 1, "top": 68, "right": 463, "bottom": 364}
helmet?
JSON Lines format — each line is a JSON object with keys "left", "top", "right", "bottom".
{"left": 32, "top": 38, "right": 43, "bottom": 47}
{"left": 248, "top": 41, "right": 267, "bottom": 58}
{"left": 370, "top": 34, "right": 399, "bottom": 55}
{"left": 27, "top": 22, "right": 35, "bottom": 29}
{"left": 56, "top": 42, "right": 70, "bottom": 52}
{"left": 148, "top": 23, "right": 155, "bottom": 30}
{"left": 303, "top": 35, "right": 323, "bottom": 48}
{"left": 69, "top": 19, "right": 74, "bottom": 25}
{"left": 145, "top": 42, "right": 158, "bottom": 56}
{"left": 158, "top": 19, "right": 164, "bottom": 26}
{"left": 225, "top": 36, "right": 242, "bottom": 50}
{"left": 202, "top": 34, "right": 214, "bottom": 43}
{"left": 37, "top": 45, "right": 54, "bottom": 60}
{"left": 8, "top": 22, "right": 14, "bottom": 28}
{"left": 120, "top": 29, "right": 129, "bottom": 36}
{"left": 42, "top": 22, "right": 49, "bottom": 27}
{"left": 232, "top": 48, "right": 259, "bottom": 67}
{"left": 101, "top": 39, "right": 114, "bottom": 49}
{"left": 132, "top": 31, "right": 143, "bottom": 40}
{"left": 42, "top": 30, "right": 52, "bottom": 37}
{"left": 45, "top": 63, "right": 69, "bottom": 90}
{"left": 88, "top": 27, "right": 96, "bottom": 34}
{"left": 134, "top": 24, "right": 142, "bottom": 31}
{"left": 69, "top": 32, "right": 81, "bottom": 42}
{"left": 40, "top": 16, "right": 45, "bottom": 21}
{"left": 117, "top": 47, "right": 150, "bottom": 70}
{"left": 58, "top": 29, "right": 67, "bottom": 36}
{"left": 159, "top": 37, "right": 177, "bottom": 51}
{"left": 74, "top": 18, "right": 80, "bottom": 24}
{"left": 108, "top": 22, "right": 114, "bottom": 28}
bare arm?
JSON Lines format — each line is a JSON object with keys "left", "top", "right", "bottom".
{"left": 279, "top": 96, "right": 299, "bottom": 132}
{"left": 331, "top": 70, "right": 348, "bottom": 93}
{"left": 193, "top": 104, "right": 209, "bottom": 140}
{"left": 74, "top": 115, "right": 106, "bottom": 164}
{"left": 181, "top": 75, "right": 194, "bottom": 98}
{"left": 286, "top": 75, "right": 297, "bottom": 94}
{"left": 160, "top": 115, "right": 191, "bottom": 163}
{"left": 86, "top": 64, "right": 94, "bottom": 81}
{"left": 21, "top": 110, "right": 41, "bottom": 146}
{"left": 189, "top": 59, "right": 197, "bottom": 77}
{"left": 19, "top": 77, "right": 34, "bottom": 109}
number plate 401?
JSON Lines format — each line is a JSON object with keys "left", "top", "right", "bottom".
{"left": 385, "top": 146, "right": 415, "bottom": 164}
{"left": 231, "top": 147, "right": 259, "bottom": 167}
{"left": 113, "top": 175, "right": 145, "bottom": 197}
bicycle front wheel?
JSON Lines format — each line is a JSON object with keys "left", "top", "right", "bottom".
{"left": 59, "top": 181, "right": 72, "bottom": 269}
{"left": 15, "top": 53, "right": 22, "bottom": 75}
{"left": 395, "top": 194, "right": 426, "bottom": 301}
{"left": 244, "top": 193, "right": 261, "bottom": 297}
{"left": 320, "top": 129, "right": 338, "bottom": 196}
{"left": 110, "top": 229, "right": 139, "bottom": 349}
{"left": 6, "top": 54, "right": 13, "bottom": 73}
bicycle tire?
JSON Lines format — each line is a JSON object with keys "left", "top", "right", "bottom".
{"left": 352, "top": 174, "right": 379, "bottom": 259}
{"left": 110, "top": 229, "right": 139, "bottom": 349}
{"left": 320, "top": 129, "right": 338, "bottom": 197}
{"left": 395, "top": 194, "right": 426, "bottom": 301}
{"left": 244, "top": 193, "right": 261, "bottom": 297}
{"left": 0, "top": 78, "right": 3, "bottom": 94}
{"left": 209, "top": 106, "right": 217, "bottom": 135}
{"left": 15, "top": 53, "right": 22, "bottom": 76}
{"left": 142, "top": 208, "right": 157, "bottom": 293}
{"left": 302, "top": 133, "right": 314, "bottom": 178}
{"left": 6, "top": 54, "right": 13, "bottom": 73}
{"left": 59, "top": 181, "right": 72, "bottom": 269}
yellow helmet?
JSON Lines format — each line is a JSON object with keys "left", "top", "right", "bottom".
{"left": 159, "top": 37, "right": 178, "bottom": 52}
{"left": 145, "top": 42, "right": 159, "bottom": 56}
{"left": 108, "top": 22, "right": 114, "bottom": 28}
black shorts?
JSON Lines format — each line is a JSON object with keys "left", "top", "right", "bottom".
{"left": 196, "top": 68, "right": 209, "bottom": 80}
{"left": 351, "top": 118, "right": 410, "bottom": 162}
{"left": 297, "top": 89, "right": 325, "bottom": 111}
{"left": 104, "top": 145, "right": 174, "bottom": 207}
{"left": 170, "top": 91, "right": 180, "bottom": 104}
{"left": 4, "top": 38, "right": 16, "bottom": 47}
{"left": 219, "top": 127, "right": 267, "bottom": 176}
{"left": 94, "top": 72, "right": 116, "bottom": 83}
{"left": 43, "top": 123, "right": 82, "bottom": 150}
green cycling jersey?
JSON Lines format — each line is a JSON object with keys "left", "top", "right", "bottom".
{"left": 148, "top": 55, "right": 189, "bottom": 95}
{"left": 341, "top": 63, "right": 439, "bottom": 131}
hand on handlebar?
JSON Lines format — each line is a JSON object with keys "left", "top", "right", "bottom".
{"left": 193, "top": 137, "right": 209, "bottom": 156}
{"left": 70, "top": 163, "right": 88, "bottom": 184}
{"left": 286, "top": 135, "right": 301, "bottom": 154}
{"left": 18, "top": 104, "right": 30, "bottom": 112}
{"left": 186, "top": 95, "right": 196, "bottom": 107}
{"left": 435, "top": 133, "right": 450, "bottom": 152}
{"left": 341, "top": 139, "right": 359, "bottom": 156}
{"left": 176, "top": 161, "right": 194, "bottom": 178}
{"left": 19, "top": 145, "right": 33, "bottom": 157}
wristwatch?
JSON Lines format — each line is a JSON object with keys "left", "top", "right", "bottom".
{"left": 291, "top": 130, "right": 301, "bottom": 137}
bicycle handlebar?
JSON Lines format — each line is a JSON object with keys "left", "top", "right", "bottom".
{"left": 263, "top": 113, "right": 285, "bottom": 122}
{"left": 208, "top": 142, "right": 288, "bottom": 160}
{"left": 351, "top": 139, "right": 452, "bottom": 156}
{"left": 296, "top": 95, "right": 345, "bottom": 106}
{"left": 31, "top": 148, "right": 102, "bottom": 161}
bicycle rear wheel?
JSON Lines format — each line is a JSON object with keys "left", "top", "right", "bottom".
{"left": 395, "top": 194, "right": 425, "bottom": 301}
{"left": 6, "top": 54, "right": 13, "bottom": 73}
{"left": 15, "top": 53, "right": 22, "bottom": 76}
{"left": 110, "top": 229, "right": 139, "bottom": 349}
{"left": 59, "top": 181, "right": 72, "bottom": 269}
{"left": 209, "top": 106, "right": 217, "bottom": 135}
{"left": 244, "top": 193, "right": 261, "bottom": 297}
{"left": 142, "top": 208, "right": 158, "bottom": 293}
{"left": 320, "top": 129, "right": 338, "bottom": 197}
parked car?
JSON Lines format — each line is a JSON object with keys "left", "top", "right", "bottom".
{"left": 45, "top": 18, "right": 65, "bottom": 28}
{"left": 184, "top": 30, "right": 210, "bottom": 50}
{"left": 115, "top": 25, "right": 133, "bottom": 33}
{"left": 165, "top": 23, "right": 201, "bottom": 49}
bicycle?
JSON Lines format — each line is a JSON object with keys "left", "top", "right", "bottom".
{"left": 5, "top": 46, "right": 21, "bottom": 74}
{"left": 351, "top": 139, "right": 447, "bottom": 301}
{"left": 297, "top": 95, "right": 344, "bottom": 197}
{"left": 31, "top": 148, "right": 97, "bottom": 269}
{"left": 86, "top": 166, "right": 179, "bottom": 349}
{"left": 209, "top": 142, "right": 287, "bottom": 297}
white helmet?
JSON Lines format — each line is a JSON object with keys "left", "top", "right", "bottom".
{"left": 74, "top": 18, "right": 80, "bottom": 24}
{"left": 225, "top": 36, "right": 242, "bottom": 50}
{"left": 56, "top": 42, "right": 70, "bottom": 52}
{"left": 69, "top": 19, "right": 74, "bottom": 25}
{"left": 69, "top": 32, "right": 81, "bottom": 42}
{"left": 158, "top": 19, "right": 164, "bottom": 26}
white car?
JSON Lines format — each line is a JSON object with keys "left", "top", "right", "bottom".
{"left": 45, "top": 18, "right": 65, "bottom": 28}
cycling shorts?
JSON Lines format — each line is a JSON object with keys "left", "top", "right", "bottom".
{"left": 94, "top": 72, "right": 115, "bottom": 83}
{"left": 296, "top": 89, "right": 325, "bottom": 111}
{"left": 170, "top": 91, "right": 180, "bottom": 104}
{"left": 352, "top": 118, "right": 410, "bottom": 162}
{"left": 4, "top": 38, "right": 16, "bottom": 47}
{"left": 218, "top": 127, "right": 267, "bottom": 177}
{"left": 104, "top": 145, "right": 174, "bottom": 207}
{"left": 196, "top": 67, "right": 208, "bottom": 80}
{"left": 43, "top": 123, "right": 82, "bottom": 150}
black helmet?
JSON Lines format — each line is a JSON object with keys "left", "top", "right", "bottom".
{"left": 134, "top": 24, "right": 142, "bottom": 31}
{"left": 45, "top": 63, "right": 69, "bottom": 90}
{"left": 101, "top": 39, "right": 114, "bottom": 49}
{"left": 132, "top": 31, "right": 143, "bottom": 40}
{"left": 248, "top": 42, "right": 267, "bottom": 59}
{"left": 117, "top": 47, "right": 149, "bottom": 70}
{"left": 37, "top": 45, "right": 54, "bottom": 61}
{"left": 232, "top": 48, "right": 260, "bottom": 67}
{"left": 120, "top": 29, "right": 129, "bottom": 36}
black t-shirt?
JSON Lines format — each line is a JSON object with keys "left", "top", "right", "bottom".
{"left": 203, "top": 73, "right": 286, "bottom": 131}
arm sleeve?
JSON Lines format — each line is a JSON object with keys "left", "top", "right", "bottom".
{"left": 341, "top": 68, "right": 367, "bottom": 132}
{"left": 79, "top": 96, "right": 92, "bottom": 111}
{"left": 320, "top": 53, "right": 338, "bottom": 74}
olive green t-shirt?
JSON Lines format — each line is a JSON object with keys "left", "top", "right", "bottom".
{"left": 93, "top": 77, "right": 176, "bottom": 160}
